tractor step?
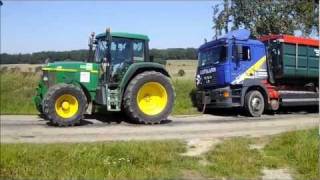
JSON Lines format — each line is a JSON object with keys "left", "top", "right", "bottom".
{"left": 107, "top": 89, "right": 121, "bottom": 111}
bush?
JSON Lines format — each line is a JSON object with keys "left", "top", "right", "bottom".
{"left": 177, "top": 69, "right": 185, "bottom": 77}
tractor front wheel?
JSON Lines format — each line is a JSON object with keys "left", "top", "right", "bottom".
{"left": 123, "top": 71, "right": 174, "bottom": 124}
{"left": 43, "top": 84, "right": 87, "bottom": 126}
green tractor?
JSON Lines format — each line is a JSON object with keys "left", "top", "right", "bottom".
{"left": 34, "top": 28, "right": 174, "bottom": 126}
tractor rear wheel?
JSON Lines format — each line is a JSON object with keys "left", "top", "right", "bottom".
{"left": 43, "top": 84, "right": 87, "bottom": 126}
{"left": 123, "top": 71, "right": 174, "bottom": 124}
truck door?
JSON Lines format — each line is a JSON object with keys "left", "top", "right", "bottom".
{"left": 231, "top": 44, "right": 252, "bottom": 84}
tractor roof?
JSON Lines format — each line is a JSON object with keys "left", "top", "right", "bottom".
{"left": 96, "top": 32, "right": 149, "bottom": 41}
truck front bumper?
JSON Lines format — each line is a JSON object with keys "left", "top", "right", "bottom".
{"left": 196, "top": 87, "right": 241, "bottom": 108}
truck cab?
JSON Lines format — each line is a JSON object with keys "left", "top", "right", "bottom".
{"left": 196, "top": 29, "right": 319, "bottom": 117}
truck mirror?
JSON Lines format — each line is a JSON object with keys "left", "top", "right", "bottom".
{"left": 233, "top": 45, "right": 243, "bottom": 61}
{"left": 237, "top": 45, "right": 243, "bottom": 59}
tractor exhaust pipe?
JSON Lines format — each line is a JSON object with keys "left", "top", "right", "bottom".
{"left": 88, "top": 32, "right": 95, "bottom": 62}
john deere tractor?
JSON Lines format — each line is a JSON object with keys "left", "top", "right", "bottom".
{"left": 34, "top": 28, "right": 174, "bottom": 126}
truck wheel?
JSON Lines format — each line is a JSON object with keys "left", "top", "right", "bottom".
{"left": 245, "top": 90, "right": 265, "bottom": 117}
{"left": 43, "top": 84, "right": 87, "bottom": 126}
{"left": 123, "top": 71, "right": 174, "bottom": 124}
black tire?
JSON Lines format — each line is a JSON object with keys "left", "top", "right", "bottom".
{"left": 123, "top": 71, "right": 175, "bottom": 124}
{"left": 42, "top": 84, "right": 87, "bottom": 126}
{"left": 244, "top": 90, "right": 265, "bottom": 117}
{"left": 36, "top": 103, "right": 43, "bottom": 114}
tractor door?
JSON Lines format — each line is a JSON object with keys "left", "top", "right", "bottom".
{"left": 109, "top": 38, "right": 146, "bottom": 84}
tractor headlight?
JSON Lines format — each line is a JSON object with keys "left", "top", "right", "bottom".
{"left": 42, "top": 71, "right": 48, "bottom": 81}
{"left": 43, "top": 76, "right": 48, "bottom": 81}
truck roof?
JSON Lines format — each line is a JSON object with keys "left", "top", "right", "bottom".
{"left": 199, "top": 29, "right": 264, "bottom": 50}
{"left": 96, "top": 32, "right": 149, "bottom": 41}
{"left": 259, "top": 34, "right": 319, "bottom": 47}
{"left": 199, "top": 38, "right": 264, "bottom": 50}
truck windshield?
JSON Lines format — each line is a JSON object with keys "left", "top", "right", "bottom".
{"left": 198, "top": 46, "right": 227, "bottom": 66}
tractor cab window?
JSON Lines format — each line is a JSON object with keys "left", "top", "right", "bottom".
{"left": 133, "top": 40, "right": 145, "bottom": 61}
{"left": 111, "top": 38, "right": 132, "bottom": 64}
{"left": 110, "top": 38, "right": 132, "bottom": 82}
{"left": 94, "top": 40, "right": 107, "bottom": 63}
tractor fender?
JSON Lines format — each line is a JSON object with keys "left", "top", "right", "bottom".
{"left": 66, "top": 81, "right": 93, "bottom": 103}
{"left": 240, "top": 79, "right": 269, "bottom": 107}
{"left": 119, "top": 62, "right": 170, "bottom": 97}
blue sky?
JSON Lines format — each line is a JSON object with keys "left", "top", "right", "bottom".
{"left": 1, "top": 1, "right": 220, "bottom": 54}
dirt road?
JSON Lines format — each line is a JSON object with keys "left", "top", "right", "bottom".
{"left": 1, "top": 113, "right": 318, "bottom": 143}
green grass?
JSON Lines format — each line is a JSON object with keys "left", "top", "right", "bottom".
{"left": 0, "top": 140, "right": 198, "bottom": 180}
{"left": 0, "top": 71, "right": 39, "bottom": 114}
{"left": 171, "top": 79, "right": 199, "bottom": 115}
{"left": 1, "top": 129, "right": 318, "bottom": 180}
{"left": 202, "top": 138, "right": 264, "bottom": 179}
{"left": 264, "top": 128, "right": 319, "bottom": 180}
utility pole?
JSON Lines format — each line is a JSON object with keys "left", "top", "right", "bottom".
{"left": 0, "top": 1, "right": 3, "bottom": 62}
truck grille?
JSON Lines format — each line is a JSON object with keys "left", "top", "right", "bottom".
{"left": 202, "top": 73, "right": 216, "bottom": 86}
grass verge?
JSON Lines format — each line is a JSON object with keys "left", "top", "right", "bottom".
{"left": 263, "top": 128, "right": 319, "bottom": 180}
{"left": 0, "top": 140, "right": 198, "bottom": 180}
{"left": 202, "top": 138, "right": 264, "bottom": 179}
{"left": 0, "top": 129, "right": 318, "bottom": 180}
{"left": 0, "top": 71, "right": 39, "bottom": 114}
{"left": 171, "top": 79, "right": 199, "bottom": 115}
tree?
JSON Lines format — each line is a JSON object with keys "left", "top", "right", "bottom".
{"left": 212, "top": 0, "right": 319, "bottom": 37}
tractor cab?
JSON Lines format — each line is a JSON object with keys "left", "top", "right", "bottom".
{"left": 89, "top": 30, "right": 151, "bottom": 85}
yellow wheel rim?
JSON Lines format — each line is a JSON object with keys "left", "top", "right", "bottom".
{"left": 55, "top": 94, "right": 79, "bottom": 119}
{"left": 137, "top": 82, "right": 168, "bottom": 116}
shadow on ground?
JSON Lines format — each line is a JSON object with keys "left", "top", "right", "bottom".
{"left": 44, "top": 112, "right": 172, "bottom": 127}
{"left": 203, "top": 106, "right": 319, "bottom": 117}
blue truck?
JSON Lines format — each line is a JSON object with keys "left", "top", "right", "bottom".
{"left": 195, "top": 29, "right": 319, "bottom": 117}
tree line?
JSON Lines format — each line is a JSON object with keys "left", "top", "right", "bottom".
{"left": 212, "top": 0, "right": 318, "bottom": 38}
{"left": 0, "top": 48, "right": 197, "bottom": 64}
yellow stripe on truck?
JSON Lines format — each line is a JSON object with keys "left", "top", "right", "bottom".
{"left": 245, "top": 56, "right": 266, "bottom": 77}
{"left": 231, "top": 56, "right": 267, "bottom": 84}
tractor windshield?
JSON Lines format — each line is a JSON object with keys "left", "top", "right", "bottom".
{"left": 94, "top": 38, "right": 133, "bottom": 64}
{"left": 198, "top": 46, "right": 227, "bottom": 66}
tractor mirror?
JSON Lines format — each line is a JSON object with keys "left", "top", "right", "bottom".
{"left": 149, "top": 56, "right": 154, "bottom": 62}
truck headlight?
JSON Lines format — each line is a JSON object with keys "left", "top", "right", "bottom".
{"left": 196, "top": 74, "right": 201, "bottom": 85}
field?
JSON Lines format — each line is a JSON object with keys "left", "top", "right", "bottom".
{"left": 0, "top": 60, "right": 198, "bottom": 115}
{"left": 1, "top": 128, "right": 318, "bottom": 180}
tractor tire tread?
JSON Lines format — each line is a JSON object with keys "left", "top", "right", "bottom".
{"left": 42, "top": 83, "right": 87, "bottom": 126}
{"left": 123, "top": 71, "right": 174, "bottom": 124}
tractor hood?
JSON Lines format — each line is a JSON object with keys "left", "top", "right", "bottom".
{"left": 42, "top": 61, "right": 99, "bottom": 73}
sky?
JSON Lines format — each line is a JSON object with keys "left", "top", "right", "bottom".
{"left": 1, "top": 1, "right": 220, "bottom": 54}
